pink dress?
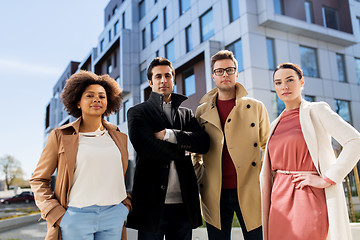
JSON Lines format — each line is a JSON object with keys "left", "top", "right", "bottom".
{"left": 267, "top": 108, "right": 328, "bottom": 240}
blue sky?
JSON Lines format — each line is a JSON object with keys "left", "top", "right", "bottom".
{"left": 0, "top": 0, "right": 110, "bottom": 179}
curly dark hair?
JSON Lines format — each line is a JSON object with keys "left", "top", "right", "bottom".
{"left": 61, "top": 70, "right": 122, "bottom": 118}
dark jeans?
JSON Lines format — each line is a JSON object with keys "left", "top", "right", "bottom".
{"left": 206, "top": 189, "right": 263, "bottom": 240}
{"left": 138, "top": 204, "right": 191, "bottom": 240}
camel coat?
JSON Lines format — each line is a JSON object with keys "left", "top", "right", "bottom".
{"left": 260, "top": 99, "right": 360, "bottom": 240}
{"left": 30, "top": 117, "right": 129, "bottom": 240}
{"left": 194, "top": 83, "right": 270, "bottom": 231}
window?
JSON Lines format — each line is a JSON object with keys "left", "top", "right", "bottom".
{"left": 357, "top": 17, "right": 360, "bottom": 36}
{"left": 322, "top": 7, "right": 339, "bottom": 30}
{"left": 114, "top": 51, "right": 117, "bottom": 68}
{"left": 139, "top": 0, "right": 145, "bottom": 20}
{"left": 304, "top": 1, "right": 314, "bottom": 23}
{"left": 266, "top": 38, "right": 276, "bottom": 70}
{"left": 272, "top": 92, "right": 285, "bottom": 117}
{"left": 156, "top": 50, "right": 159, "bottom": 57}
{"left": 151, "top": 16, "right": 159, "bottom": 41}
{"left": 114, "top": 20, "right": 119, "bottom": 36}
{"left": 140, "top": 69, "right": 147, "bottom": 83}
{"left": 179, "top": 0, "right": 190, "bottom": 15}
{"left": 155, "top": 0, "right": 158, "bottom": 3}
{"left": 183, "top": 67, "right": 196, "bottom": 96}
{"left": 108, "top": 29, "right": 112, "bottom": 42}
{"left": 107, "top": 59, "right": 112, "bottom": 74}
{"left": 336, "top": 54, "right": 347, "bottom": 82}
{"left": 274, "top": 0, "right": 284, "bottom": 15}
{"left": 165, "top": 39, "right": 175, "bottom": 63}
{"left": 334, "top": 99, "right": 352, "bottom": 123}
{"left": 229, "top": 0, "right": 240, "bottom": 22}
{"left": 100, "top": 39, "right": 104, "bottom": 52}
{"left": 185, "top": 25, "right": 193, "bottom": 52}
{"left": 163, "top": 7, "right": 168, "bottom": 30}
{"left": 304, "top": 95, "right": 315, "bottom": 102}
{"left": 300, "top": 46, "right": 319, "bottom": 78}
{"left": 355, "top": 58, "right": 360, "bottom": 84}
{"left": 226, "top": 39, "right": 244, "bottom": 72}
{"left": 142, "top": 28, "right": 146, "bottom": 49}
{"left": 200, "top": 8, "right": 214, "bottom": 42}
{"left": 122, "top": 12, "right": 126, "bottom": 29}
{"left": 123, "top": 100, "right": 130, "bottom": 122}
{"left": 117, "top": 112, "right": 120, "bottom": 125}
{"left": 113, "top": 6, "right": 118, "bottom": 15}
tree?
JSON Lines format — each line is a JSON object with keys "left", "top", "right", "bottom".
{"left": 0, "top": 155, "right": 24, "bottom": 190}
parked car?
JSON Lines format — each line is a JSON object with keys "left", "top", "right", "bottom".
{"left": 1, "top": 191, "right": 34, "bottom": 204}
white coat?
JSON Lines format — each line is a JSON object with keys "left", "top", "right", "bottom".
{"left": 260, "top": 99, "right": 360, "bottom": 240}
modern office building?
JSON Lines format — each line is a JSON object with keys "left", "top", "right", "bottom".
{"left": 45, "top": 0, "right": 360, "bottom": 190}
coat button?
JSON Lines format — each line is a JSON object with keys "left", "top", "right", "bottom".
{"left": 251, "top": 123, "right": 255, "bottom": 127}
{"left": 227, "top": 119, "right": 231, "bottom": 123}
{"left": 252, "top": 162, "right": 256, "bottom": 166}
{"left": 254, "top": 143, "right": 258, "bottom": 147}
{"left": 247, "top": 104, "right": 251, "bottom": 108}
{"left": 161, "top": 185, "right": 166, "bottom": 190}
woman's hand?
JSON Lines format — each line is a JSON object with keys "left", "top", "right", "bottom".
{"left": 292, "top": 174, "right": 332, "bottom": 190}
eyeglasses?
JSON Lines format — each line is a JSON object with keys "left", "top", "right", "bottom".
{"left": 213, "top": 67, "right": 236, "bottom": 76}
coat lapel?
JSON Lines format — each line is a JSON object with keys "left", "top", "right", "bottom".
{"left": 299, "top": 100, "right": 320, "bottom": 173}
{"left": 200, "top": 105, "right": 222, "bottom": 132}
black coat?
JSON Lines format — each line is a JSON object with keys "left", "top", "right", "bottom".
{"left": 126, "top": 92, "right": 210, "bottom": 232}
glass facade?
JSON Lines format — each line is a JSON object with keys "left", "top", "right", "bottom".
{"left": 163, "top": 7, "right": 168, "bottom": 29}
{"left": 334, "top": 99, "right": 352, "bottom": 123}
{"left": 183, "top": 67, "right": 196, "bottom": 97}
{"left": 139, "top": 0, "right": 145, "bottom": 20}
{"left": 304, "top": 1, "right": 314, "bottom": 23}
{"left": 165, "top": 39, "right": 175, "bottom": 63}
{"left": 179, "top": 0, "right": 190, "bottom": 15}
{"left": 336, "top": 54, "right": 347, "bottom": 82}
{"left": 151, "top": 16, "right": 159, "bottom": 41}
{"left": 185, "top": 25, "right": 193, "bottom": 52}
{"left": 304, "top": 95, "right": 315, "bottom": 102}
{"left": 229, "top": 0, "right": 240, "bottom": 22}
{"left": 123, "top": 100, "right": 129, "bottom": 122}
{"left": 140, "top": 69, "right": 147, "bottom": 84}
{"left": 266, "top": 38, "right": 276, "bottom": 70}
{"left": 226, "top": 39, "right": 244, "bottom": 72}
{"left": 300, "top": 46, "right": 319, "bottom": 78}
{"left": 272, "top": 92, "right": 285, "bottom": 118}
{"left": 114, "top": 20, "right": 119, "bottom": 36}
{"left": 274, "top": 0, "right": 284, "bottom": 15}
{"left": 200, "top": 8, "right": 214, "bottom": 42}
{"left": 355, "top": 58, "right": 360, "bottom": 85}
{"left": 122, "top": 12, "right": 126, "bottom": 29}
{"left": 142, "top": 28, "right": 146, "bottom": 49}
{"left": 322, "top": 7, "right": 339, "bottom": 30}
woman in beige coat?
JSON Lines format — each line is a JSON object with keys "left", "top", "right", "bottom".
{"left": 30, "top": 71, "right": 131, "bottom": 240}
{"left": 260, "top": 63, "right": 360, "bottom": 240}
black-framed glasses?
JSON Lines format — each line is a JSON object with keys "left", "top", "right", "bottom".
{"left": 213, "top": 67, "right": 236, "bottom": 76}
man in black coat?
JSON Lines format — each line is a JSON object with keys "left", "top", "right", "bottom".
{"left": 126, "top": 57, "right": 210, "bottom": 240}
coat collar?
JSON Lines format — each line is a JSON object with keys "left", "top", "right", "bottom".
{"left": 58, "top": 117, "right": 119, "bottom": 135}
{"left": 267, "top": 99, "right": 320, "bottom": 173}
{"left": 148, "top": 91, "right": 188, "bottom": 112}
{"left": 199, "top": 82, "right": 248, "bottom": 106}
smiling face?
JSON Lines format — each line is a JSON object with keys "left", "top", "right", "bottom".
{"left": 212, "top": 59, "right": 238, "bottom": 93}
{"left": 149, "top": 65, "right": 174, "bottom": 101}
{"left": 77, "top": 84, "right": 107, "bottom": 118}
{"left": 273, "top": 68, "right": 304, "bottom": 109}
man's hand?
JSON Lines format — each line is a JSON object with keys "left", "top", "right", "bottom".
{"left": 154, "top": 129, "right": 166, "bottom": 140}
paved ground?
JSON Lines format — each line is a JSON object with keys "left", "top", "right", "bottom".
{"left": 0, "top": 220, "right": 243, "bottom": 240}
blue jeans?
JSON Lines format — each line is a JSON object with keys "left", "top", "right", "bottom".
{"left": 60, "top": 203, "right": 129, "bottom": 240}
{"left": 206, "top": 189, "right": 263, "bottom": 240}
{"left": 138, "top": 204, "right": 192, "bottom": 240}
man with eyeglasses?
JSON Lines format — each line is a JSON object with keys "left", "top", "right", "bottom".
{"left": 193, "top": 50, "right": 269, "bottom": 240}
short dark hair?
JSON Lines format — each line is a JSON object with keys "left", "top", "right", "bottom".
{"left": 61, "top": 70, "right": 122, "bottom": 118}
{"left": 146, "top": 57, "right": 175, "bottom": 83}
{"left": 211, "top": 50, "right": 238, "bottom": 72}
{"left": 273, "top": 62, "right": 303, "bottom": 80}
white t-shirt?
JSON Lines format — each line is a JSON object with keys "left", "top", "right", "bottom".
{"left": 68, "top": 129, "right": 127, "bottom": 207}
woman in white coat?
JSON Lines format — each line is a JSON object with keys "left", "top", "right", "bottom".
{"left": 260, "top": 62, "right": 360, "bottom": 240}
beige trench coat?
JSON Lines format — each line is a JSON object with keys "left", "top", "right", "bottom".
{"left": 194, "top": 83, "right": 270, "bottom": 231}
{"left": 260, "top": 100, "right": 360, "bottom": 240}
{"left": 29, "top": 117, "right": 128, "bottom": 240}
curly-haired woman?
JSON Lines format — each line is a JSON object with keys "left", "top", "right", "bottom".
{"left": 30, "top": 70, "right": 131, "bottom": 240}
